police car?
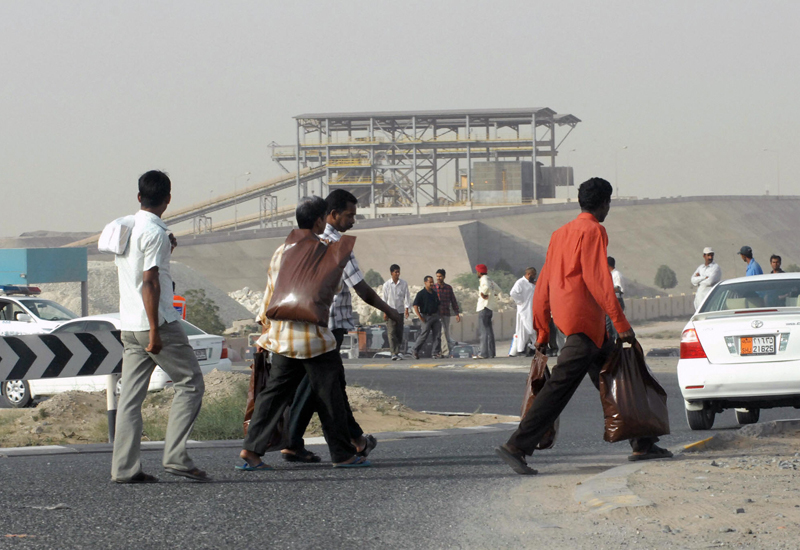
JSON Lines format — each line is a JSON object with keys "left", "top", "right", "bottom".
{"left": 0, "top": 285, "right": 77, "bottom": 335}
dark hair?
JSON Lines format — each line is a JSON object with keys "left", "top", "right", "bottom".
{"left": 295, "top": 196, "right": 327, "bottom": 229}
{"left": 436, "top": 269, "right": 446, "bottom": 276}
{"left": 424, "top": 275, "right": 433, "bottom": 283}
{"left": 138, "top": 170, "right": 171, "bottom": 208}
{"left": 326, "top": 189, "right": 358, "bottom": 216}
{"left": 578, "top": 177, "right": 613, "bottom": 211}
{"left": 770, "top": 254, "right": 782, "bottom": 263}
{"left": 607, "top": 256, "right": 616, "bottom": 268}
{"left": 390, "top": 264, "right": 400, "bottom": 273}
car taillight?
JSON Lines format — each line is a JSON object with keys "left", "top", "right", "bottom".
{"left": 221, "top": 340, "right": 228, "bottom": 359}
{"left": 680, "top": 328, "right": 707, "bottom": 359}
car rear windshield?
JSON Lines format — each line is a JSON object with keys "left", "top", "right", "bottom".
{"left": 19, "top": 299, "right": 78, "bottom": 321}
{"left": 700, "top": 278, "right": 800, "bottom": 312}
{"left": 179, "top": 319, "right": 206, "bottom": 336}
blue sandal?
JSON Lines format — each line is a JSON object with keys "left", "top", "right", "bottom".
{"left": 332, "top": 456, "right": 371, "bottom": 468}
{"left": 235, "top": 461, "right": 273, "bottom": 471}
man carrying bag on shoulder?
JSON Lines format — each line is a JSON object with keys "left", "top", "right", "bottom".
{"left": 495, "top": 177, "right": 672, "bottom": 475}
{"left": 238, "top": 196, "right": 370, "bottom": 470}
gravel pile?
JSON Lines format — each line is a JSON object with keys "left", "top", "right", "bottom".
{"left": 37, "top": 260, "right": 253, "bottom": 328}
{"left": 228, "top": 283, "right": 515, "bottom": 323}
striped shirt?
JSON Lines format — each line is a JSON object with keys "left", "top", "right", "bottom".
{"left": 323, "top": 224, "right": 364, "bottom": 330}
{"left": 255, "top": 241, "right": 338, "bottom": 359}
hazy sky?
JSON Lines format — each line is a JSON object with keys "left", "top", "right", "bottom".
{"left": 2, "top": 0, "right": 798, "bottom": 235}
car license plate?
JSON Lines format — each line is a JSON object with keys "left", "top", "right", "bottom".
{"left": 194, "top": 349, "right": 208, "bottom": 361}
{"left": 740, "top": 336, "right": 775, "bottom": 356}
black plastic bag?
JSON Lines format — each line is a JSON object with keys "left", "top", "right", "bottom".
{"left": 599, "top": 340, "right": 670, "bottom": 443}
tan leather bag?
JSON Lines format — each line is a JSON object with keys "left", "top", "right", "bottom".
{"left": 520, "top": 350, "right": 559, "bottom": 450}
{"left": 265, "top": 229, "right": 356, "bottom": 327}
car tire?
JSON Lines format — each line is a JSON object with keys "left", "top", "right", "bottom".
{"left": 2, "top": 379, "right": 33, "bottom": 408}
{"left": 735, "top": 408, "right": 760, "bottom": 425}
{"left": 686, "top": 404, "right": 715, "bottom": 430}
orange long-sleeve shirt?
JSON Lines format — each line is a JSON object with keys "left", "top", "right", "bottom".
{"left": 533, "top": 212, "right": 631, "bottom": 348}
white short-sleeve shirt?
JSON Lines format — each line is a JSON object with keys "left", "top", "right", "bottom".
{"left": 115, "top": 210, "right": 180, "bottom": 331}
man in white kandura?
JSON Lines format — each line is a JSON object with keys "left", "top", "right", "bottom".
{"left": 509, "top": 267, "right": 537, "bottom": 356}
{"left": 691, "top": 247, "right": 722, "bottom": 310}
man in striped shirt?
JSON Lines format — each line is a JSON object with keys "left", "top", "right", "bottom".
{"left": 280, "top": 189, "right": 402, "bottom": 463}
{"left": 239, "top": 196, "right": 370, "bottom": 469}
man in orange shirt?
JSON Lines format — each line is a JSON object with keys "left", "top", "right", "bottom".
{"left": 495, "top": 178, "right": 672, "bottom": 475}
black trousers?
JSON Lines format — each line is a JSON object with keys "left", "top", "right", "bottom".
{"left": 507, "top": 333, "right": 657, "bottom": 455}
{"left": 243, "top": 350, "right": 357, "bottom": 463}
{"left": 479, "top": 308, "right": 496, "bottom": 358}
{"left": 285, "top": 329, "right": 363, "bottom": 451}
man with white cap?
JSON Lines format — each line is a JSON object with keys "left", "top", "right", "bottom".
{"left": 691, "top": 247, "right": 722, "bottom": 310}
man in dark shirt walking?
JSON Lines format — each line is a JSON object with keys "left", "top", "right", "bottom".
{"left": 411, "top": 276, "right": 441, "bottom": 360}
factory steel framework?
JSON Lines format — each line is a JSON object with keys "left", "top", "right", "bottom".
{"left": 271, "top": 108, "right": 580, "bottom": 208}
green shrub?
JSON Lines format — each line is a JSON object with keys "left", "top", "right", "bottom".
{"left": 785, "top": 263, "right": 800, "bottom": 273}
{"left": 185, "top": 289, "right": 226, "bottom": 335}
{"left": 142, "top": 380, "right": 249, "bottom": 441}
{"left": 453, "top": 270, "right": 517, "bottom": 294}
{"left": 364, "top": 269, "right": 385, "bottom": 287}
{"left": 654, "top": 265, "right": 678, "bottom": 290}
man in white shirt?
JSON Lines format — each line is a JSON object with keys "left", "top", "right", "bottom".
{"left": 382, "top": 265, "right": 411, "bottom": 360}
{"left": 112, "top": 170, "right": 208, "bottom": 483}
{"left": 605, "top": 257, "right": 625, "bottom": 343}
{"left": 476, "top": 264, "right": 501, "bottom": 359}
{"left": 691, "top": 247, "right": 722, "bottom": 310}
{"left": 509, "top": 267, "right": 536, "bottom": 356}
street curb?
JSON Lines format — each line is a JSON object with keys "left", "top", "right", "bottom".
{"left": 0, "top": 421, "right": 522, "bottom": 458}
{"left": 575, "top": 419, "right": 800, "bottom": 514}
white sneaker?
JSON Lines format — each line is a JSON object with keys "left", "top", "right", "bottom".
{"left": 391, "top": 354, "right": 399, "bottom": 361}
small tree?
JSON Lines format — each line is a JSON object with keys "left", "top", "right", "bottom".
{"left": 654, "top": 265, "right": 678, "bottom": 290}
{"left": 494, "top": 258, "right": 513, "bottom": 273}
{"left": 185, "top": 289, "right": 226, "bottom": 335}
{"left": 364, "top": 268, "right": 384, "bottom": 287}
{"left": 785, "top": 263, "right": 800, "bottom": 273}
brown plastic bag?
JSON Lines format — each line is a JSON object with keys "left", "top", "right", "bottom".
{"left": 265, "top": 229, "right": 355, "bottom": 326}
{"left": 242, "top": 350, "right": 289, "bottom": 451}
{"left": 520, "top": 350, "right": 559, "bottom": 450}
{"left": 599, "top": 340, "right": 670, "bottom": 443}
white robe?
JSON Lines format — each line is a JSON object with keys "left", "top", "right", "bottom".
{"left": 509, "top": 276, "right": 535, "bottom": 355}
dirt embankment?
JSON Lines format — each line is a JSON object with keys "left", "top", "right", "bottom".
{"left": 0, "top": 371, "right": 516, "bottom": 448}
{"left": 473, "top": 427, "right": 800, "bottom": 549}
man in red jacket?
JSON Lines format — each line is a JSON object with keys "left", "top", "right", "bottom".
{"left": 495, "top": 177, "right": 672, "bottom": 475}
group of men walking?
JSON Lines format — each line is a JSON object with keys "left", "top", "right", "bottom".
{"left": 110, "top": 170, "right": 673, "bottom": 482}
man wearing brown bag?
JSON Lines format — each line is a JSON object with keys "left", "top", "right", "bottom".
{"left": 238, "top": 197, "right": 369, "bottom": 470}
{"left": 495, "top": 178, "right": 672, "bottom": 475}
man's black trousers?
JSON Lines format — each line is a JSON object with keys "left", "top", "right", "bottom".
{"left": 285, "top": 328, "right": 363, "bottom": 451}
{"left": 243, "top": 349, "right": 357, "bottom": 463}
{"left": 506, "top": 333, "right": 657, "bottom": 454}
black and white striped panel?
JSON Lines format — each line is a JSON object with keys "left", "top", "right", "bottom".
{"left": 0, "top": 332, "right": 123, "bottom": 381}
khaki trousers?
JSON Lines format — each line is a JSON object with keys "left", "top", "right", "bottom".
{"left": 111, "top": 321, "right": 204, "bottom": 481}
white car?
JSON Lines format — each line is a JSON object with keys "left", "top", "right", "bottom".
{"left": 678, "top": 273, "right": 800, "bottom": 430}
{"left": 1, "top": 313, "right": 232, "bottom": 408}
{"left": 0, "top": 289, "right": 78, "bottom": 335}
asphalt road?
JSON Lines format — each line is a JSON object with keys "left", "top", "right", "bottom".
{"left": 2, "top": 365, "right": 800, "bottom": 549}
